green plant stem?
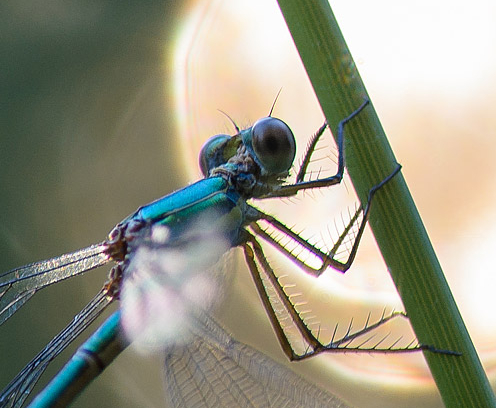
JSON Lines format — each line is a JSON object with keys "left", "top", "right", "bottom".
{"left": 276, "top": 0, "right": 495, "bottom": 407}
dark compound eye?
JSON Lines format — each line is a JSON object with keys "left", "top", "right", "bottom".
{"left": 251, "top": 117, "right": 296, "bottom": 174}
{"left": 199, "top": 134, "right": 230, "bottom": 176}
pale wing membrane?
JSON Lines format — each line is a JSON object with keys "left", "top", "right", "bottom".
{"left": 163, "top": 313, "right": 350, "bottom": 408}
{"left": 0, "top": 243, "right": 110, "bottom": 325}
{"left": 0, "top": 288, "right": 114, "bottom": 408}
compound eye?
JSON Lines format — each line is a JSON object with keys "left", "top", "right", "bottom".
{"left": 199, "top": 134, "right": 230, "bottom": 176}
{"left": 251, "top": 117, "right": 296, "bottom": 174}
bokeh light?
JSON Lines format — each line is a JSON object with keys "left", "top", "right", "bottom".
{"left": 172, "top": 0, "right": 496, "bottom": 407}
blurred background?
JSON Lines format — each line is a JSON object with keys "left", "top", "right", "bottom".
{"left": 1, "top": 0, "right": 496, "bottom": 407}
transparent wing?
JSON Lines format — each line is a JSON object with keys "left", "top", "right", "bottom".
{"left": 0, "top": 243, "right": 111, "bottom": 325}
{"left": 0, "top": 288, "right": 114, "bottom": 408}
{"left": 163, "top": 313, "right": 350, "bottom": 408}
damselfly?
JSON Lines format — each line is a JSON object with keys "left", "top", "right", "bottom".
{"left": 1, "top": 99, "right": 407, "bottom": 407}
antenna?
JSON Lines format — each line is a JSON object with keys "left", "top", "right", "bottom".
{"left": 217, "top": 109, "right": 240, "bottom": 133}
{"left": 269, "top": 88, "right": 283, "bottom": 117}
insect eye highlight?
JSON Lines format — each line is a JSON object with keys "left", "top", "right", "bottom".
{"left": 251, "top": 117, "right": 296, "bottom": 174}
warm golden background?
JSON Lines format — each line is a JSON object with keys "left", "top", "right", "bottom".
{"left": 1, "top": 1, "right": 495, "bottom": 407}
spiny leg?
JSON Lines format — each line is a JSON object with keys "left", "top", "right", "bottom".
{"left": 249, "top": 164, "right": 402, "bottom": 277}
{"left": 242, "top": 234, "right": 319, "bottom": 360}
{"left": 263, "top": 98, "right": 370, "bottom": 198}
{"left": 295, "top": 121, "right": 327, "bottom": 184}
{"left": 241, "top": 233, "right": 433, "bottom": 361}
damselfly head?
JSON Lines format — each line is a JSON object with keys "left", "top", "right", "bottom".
{"left": 199, "top": 115, "right": 296, "bottom": 179}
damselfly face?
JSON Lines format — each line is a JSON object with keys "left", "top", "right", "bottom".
{"left": 199, "top": 117, "right": 296, "bottom": 184}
